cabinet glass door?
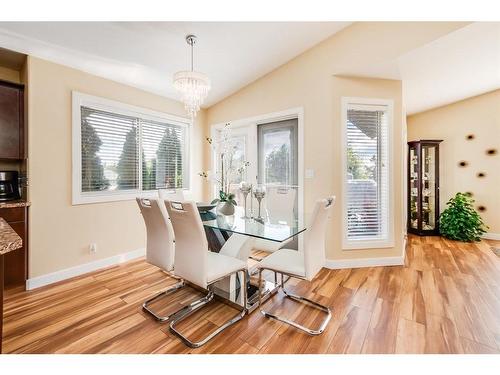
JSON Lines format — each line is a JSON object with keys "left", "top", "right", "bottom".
{"left": 409, "top": 145, "right": 419, "bottom": 229}
{"left": 421, "top": 144, "right": 437, "bottom": 231}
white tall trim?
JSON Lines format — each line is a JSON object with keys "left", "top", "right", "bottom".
{"left": 340, "top": 97, "right": 395, "bottom": 250}
{"left": 26, "top": 248, "right": 146, "bottom": 290}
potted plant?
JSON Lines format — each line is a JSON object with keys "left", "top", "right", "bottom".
{"left": 439, "top": 192, "right": 488, "bottom": 242}
{"left": 199, "top": 123, "right": 249, "bottom": 216}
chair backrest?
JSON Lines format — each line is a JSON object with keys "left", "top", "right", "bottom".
{"left": 136, "top": 198, "right": 175, "bottom": 272}
{"left": 303, "top": 196, "right": 336, "bottom": 280}
{"left": 265, "top": 185, "right": 297, "bottom": 224}
{"left": 165, "top": 200, "right": 209, "bottom": 288}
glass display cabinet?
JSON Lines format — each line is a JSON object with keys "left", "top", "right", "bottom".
{"left": 408, "top": 140, "right": 442, "bottom": 236}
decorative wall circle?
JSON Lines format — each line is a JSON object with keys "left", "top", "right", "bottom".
{"left": 486, "top": 148, "right": 497, "bottom": 155}
{"left": 466, "top": 134, "right": 475, "bottom": 140}
{"left": 458, "top": 161, "right": 468, "bottom": 167}
{"left": 478, "top": 205, "right": 486, "bottom": 212}
{"left": 477, "top": 172, "right": 486, "bottom": 178}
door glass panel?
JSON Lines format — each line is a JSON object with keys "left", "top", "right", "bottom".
{"left": 228, "top": 135, "right": 247, "bottom": 205}
{"left": 258, "top": 120, "right": 298, "bottom": 186}
{"left": 258, "top": 119, "right": 298, "bottom": 224}
{"left": 409, "top": 146, "right": 418, "bottom": 229}
{"left": 422, "top": 145, "right": 436, "bottom": 230}
{"left": 212, "top": 129, "right": 248, "bottom": 205}
{"left": 230, "top": 135, "right": 246, "bottom": 184}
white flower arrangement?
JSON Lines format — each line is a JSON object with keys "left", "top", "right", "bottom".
{"left": 198, "top": 123, "right": 250, "bottom": 205}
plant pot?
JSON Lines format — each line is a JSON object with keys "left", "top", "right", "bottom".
{"left": 216, "top": 201, "right": 235, "bottom": 216}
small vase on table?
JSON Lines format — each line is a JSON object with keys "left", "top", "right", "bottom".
{"left": 253, "top": 185, "right": 266, "bottom": 223}
{"left": 239, "top": 181, "right": 252, "bottom": 219}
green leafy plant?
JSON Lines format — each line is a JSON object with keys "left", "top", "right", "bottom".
{"left": 211, "top": 190, "right": 237, "bottom": 206}
{"left": 439, "top": 192, "right": 488, "bottom": 242}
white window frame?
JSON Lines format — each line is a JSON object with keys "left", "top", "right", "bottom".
{"left": 72, "top": 91, "right": 191, "bottom": 205}
{"left": 341, "top": 97, "right": 394, "bottom": 250}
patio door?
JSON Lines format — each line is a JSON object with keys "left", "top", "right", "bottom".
{"left": 211, "top": 115, "right": 300, "bottom": 226}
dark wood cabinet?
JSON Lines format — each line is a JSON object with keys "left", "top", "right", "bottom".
{"left": 407, "top": 140, "right": 442, "bottom": 236}
{"left": 0, "top": 207, "right": 27, "bottom": 286}
{"left": 1, "top": 253, "right": 4, "bottom": 353}
{"left": 0, "top": 80, "right": 24, "bottom": 160}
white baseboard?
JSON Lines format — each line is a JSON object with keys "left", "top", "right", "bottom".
{"left": 325, "top": 234, "right": 407, "bottom": 270}
{"left": 26, "top": 248, "right": 145, "bottom": 290}
{"left": 325, "top": 255, "right": 405, "bottom": 270}
{"left": 483, "top": 233, "right": 500, "bottom": 241}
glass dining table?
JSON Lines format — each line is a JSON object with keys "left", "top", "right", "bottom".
{"left": 199, "top": 205, "right": 306, "bottom": 313}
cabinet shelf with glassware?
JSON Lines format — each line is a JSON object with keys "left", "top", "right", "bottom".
{"left": 407, "top": 140, "right": 442, "bottom": 236}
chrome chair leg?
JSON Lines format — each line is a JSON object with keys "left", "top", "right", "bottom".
{"left": 258, "top": 268, "right": 331, "bottom": 336}
{"left": 169, "top": 269, "right": 248, "bottom": 348}
{"left": 142, "top": 279, "right": 185, "bottom": 322}
{"left": 169, "top": 271, "right": 247, "bottom": 349}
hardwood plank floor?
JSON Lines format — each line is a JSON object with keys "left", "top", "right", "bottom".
{"left": 3, "top": 235, "right": 500, "bottom": 354}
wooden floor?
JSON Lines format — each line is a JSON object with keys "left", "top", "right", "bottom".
{"left": 3, "top": 235, "right": 500, "bottom": 354}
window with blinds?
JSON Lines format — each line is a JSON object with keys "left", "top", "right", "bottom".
{"left": 342, "top": 99, "right": 392, "bottom": 248}
{"left": 74, "top": 94, "right": 189, "bottom": 204}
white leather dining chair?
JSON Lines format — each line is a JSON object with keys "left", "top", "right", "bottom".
{"left": 265, "top": 185, "right": 297, "bottom": 224}
{"left": 136, "top": 197, "right": 184, "bottom": 322}
{"left": 257, "top": 196, "right": 335, "bottom": 335}
{"left": 165, "top": 200, "right": 248, "bottom": 348}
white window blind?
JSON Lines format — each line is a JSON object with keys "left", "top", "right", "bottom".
{"left": 343, "top": 101, "right": 391, "bottom": 247}
{"left": 75, "top": 95, "right": 189, "bottom": 204}
{"left": 141, "top": 118, "right": 187, "bottom": 191}
{"left": 81, "top": 107, "right": 139, "bottom": 192}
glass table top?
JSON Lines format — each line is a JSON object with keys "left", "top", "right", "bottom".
{"left": 200, "top": 206, "right": 306, "bottom": 242}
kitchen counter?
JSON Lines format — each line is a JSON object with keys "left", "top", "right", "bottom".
{"left": 0, "top": 218, "right": 22, "bottom": 255}
{"left": 0, "top": 200, "right": 31, "bottom": 209}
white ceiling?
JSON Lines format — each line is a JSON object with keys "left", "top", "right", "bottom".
{"left": 0, "top": 22, "right": 498, "bottom": 114}
{"left": 399, "top": 22, "right": 500, "bottom": 115}
{"left": 0, "top": 22, "right": 350, "bottom": 106}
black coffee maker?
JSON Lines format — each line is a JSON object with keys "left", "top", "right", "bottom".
{"left": 0, "top": 171, "right": 21, "bottom": 201}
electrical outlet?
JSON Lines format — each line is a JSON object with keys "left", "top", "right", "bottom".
{"left": 89, "top": 243, "right": 97, "bottom": 254}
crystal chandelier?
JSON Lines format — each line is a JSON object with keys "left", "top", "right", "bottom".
{"left": 173, "top": 35, "right": 211, "bottom": 119}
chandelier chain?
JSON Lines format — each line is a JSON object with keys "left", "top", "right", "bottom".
{"left": 191, "top": 41, "right": 194, "bottom": 71}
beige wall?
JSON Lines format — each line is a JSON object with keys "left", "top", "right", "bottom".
{"left": 0, "top": 65, "right": 20, "bottom": 83}
{"left": 205, "top": 22, "right": 469, "bottom": 260}
{"left": 407, "top": 90, "right": 500, "bottom": 234}
{"left": 27, "top": 56, "right": 205, "bottom": 278}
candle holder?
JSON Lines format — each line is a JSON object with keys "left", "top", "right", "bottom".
{"left": 253, "top": 185, "right": 266, "bottom": 223}
{"left": 239, "top": 181, "right": 252, "bottom": 219}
